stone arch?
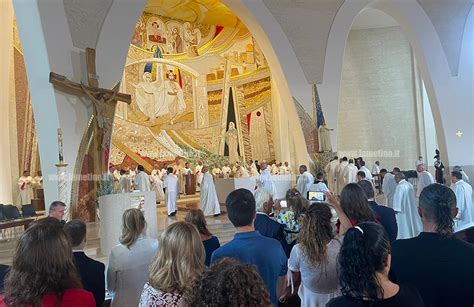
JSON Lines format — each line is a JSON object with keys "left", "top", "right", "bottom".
{"left": 319, "top": 0, "right": 455, "bottom": 162}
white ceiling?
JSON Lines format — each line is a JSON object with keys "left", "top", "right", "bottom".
{"left": 351, "top": 9, "right": 399, "bottom": 30}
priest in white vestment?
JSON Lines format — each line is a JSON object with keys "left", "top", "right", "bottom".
{"left": 258, "top": 162, "right": 276, "bottom": 196}
{"left": 150, "top": 172, "right": 165, "bottom": 202}
{"left": 336, "top": 158, "right": 349, "bottom": 195}
{"left": 18, "top": 171, "right": 34, "bottom": 205}
{"left": 194, "top": 161, "right": 204, "bottom": 191}
{"left": 415, "top": 156, "right": 424, "bottom": 169}
{"left": 119, "top": 170, "right": 132, "bottom": 193}
{"left": 221, "top": 163, "right": 232, "bottom": 179}
{"left": 359, "top": 161, "right": 373, "bottom": 181}
{"left": 393, "top": 172, "right": 422, "bottom": 239}
{"left": 134, "top": 165, "right": 151, "bottom": 192}
{"left": 235, "top": 165, "right": 249, "bottom": 178}
{"left": 382, "top": 169, "right": 398, "bottom": 208}
{"left": 342, "top": 159, "right": 358, "bottom": 186}
{"left": 453, "top": 166, "right": 470, "bottom": 183}
{"left": 211, "top": 167, "right": 222, "bottom": 179}
{"left": 200, "top": 166, "right": 221, "bottom": 216}
{"left": 372, "top": 161, "right": 380, "bottom": 175}
{"left": 296, "top": 165, "right": 314, "bottom": 198}
{"left": 416, "top": 164, "right": 434, "bottom": 198}
{"left": 324, "top": 157, "right": 339, "bottom": 192}
{"left": 163, "top": 167, "right": 179, "bottom": 216}
{"left": 450, "top": 171, "right": 474, "bottom": 231}
{"left": 247, "top": 160, "right": 259, "bottom": 177}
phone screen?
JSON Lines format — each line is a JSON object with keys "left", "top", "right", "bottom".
{"left": 308, "top": 191, "right": 326, "bottom": 202}
{"left": 280, "top": 200, "right": 288, "bottom": 208}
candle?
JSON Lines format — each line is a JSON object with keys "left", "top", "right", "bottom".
{"left": 57, "top": 128, "right": 64, "bottom": 163}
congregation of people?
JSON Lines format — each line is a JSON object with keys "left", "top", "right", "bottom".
{"left": 1, "top": 155, "right": 473, "bottom": 307}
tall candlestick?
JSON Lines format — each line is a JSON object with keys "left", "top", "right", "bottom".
{"left": 57, "top": 128, "right": 64, "bottom": 164}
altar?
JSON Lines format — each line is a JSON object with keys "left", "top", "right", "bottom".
{"left": 98, "top": 191, "right": 158, "bottom": 256}
{"left": 215, "top": 175, "right": 293, "bottom": 203}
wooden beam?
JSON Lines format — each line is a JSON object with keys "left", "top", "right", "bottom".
{"left": 49, "top": 72, "right": 131, "bottom": 104}
{"left": 85, "top": 48, "right": 99, "bottom": 88}
{"left": 112, "top": 138, "right": 154, "bottom": 173}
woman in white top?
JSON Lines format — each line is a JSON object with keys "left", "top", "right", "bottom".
{"left": 107, "top": 208, "right": 158, "bottom": 307}
{"left": 285, "top": 203, "right": 341, "bottom": 307}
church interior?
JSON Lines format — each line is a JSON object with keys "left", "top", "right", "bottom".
{"left": 0, "top": 0, "right": 472, "bottom": 306}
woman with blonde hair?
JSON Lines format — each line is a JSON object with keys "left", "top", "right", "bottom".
{"left": 1, "top": 218, "right": 95, "bottom": 306}
{"left": 139, "top": 221, "right": 205, "bottom": 306}
{"left": 185, "top": 209, "right": 220, "bottom": 266}
{"left": 107, "top": 208, "right": 158, "bottom": 306}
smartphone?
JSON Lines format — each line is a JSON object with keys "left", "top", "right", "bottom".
{"left": 280, "top": 200, "right": 288, "bottom": 208}
{"left": 308, "top": 191, "right": 326, "bottom": 202}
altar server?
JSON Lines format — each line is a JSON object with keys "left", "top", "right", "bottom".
{"left": 296, "top": 165, "right": 314, "bottom": 197}
{"left": 258, "top": 162, "right": 276, "bottom": 196}
{"left": 134, "top": 165, "right": 151, "bottom": 192}
{"left": 450, "top": 171, "right": 474, "bottom": 231}
{"left": 18, "top": 170, "right": 34, "bottom": 205}
{"left": 416, "top": 164, "right": 434, "bottom": 197}
{"left": 324, "top": 156, "right": 339, "bottom": 192}
{"left": 163, "top": 167, "right": 179, "bottom": 216}
{"left": 200, "top": 166, "right": 221, "bottom": 216}
{"left": 393, "top": 172, "right": 422, "bottom": 239}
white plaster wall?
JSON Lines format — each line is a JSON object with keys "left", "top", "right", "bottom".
{"left": 337, "top": 27, "right": 419, "bottom": 170}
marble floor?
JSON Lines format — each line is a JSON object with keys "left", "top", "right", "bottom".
{"left": 0, "top": 194, "right": 235, "bottom": 265}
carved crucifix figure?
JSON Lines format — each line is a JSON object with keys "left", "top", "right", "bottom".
{"left": 49, "top": 48, "right": 131, "bottom": 175}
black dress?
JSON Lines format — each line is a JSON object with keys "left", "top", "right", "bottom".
{"left": 327, "top": 284, "right": 424, "bottom": 307}
{"left": 434, "top": 160, "right": 445, "bottom": 184}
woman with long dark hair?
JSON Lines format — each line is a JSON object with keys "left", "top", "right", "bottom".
{"left": 185, "top": 209, "right": 220, "bottom": 266}
{"left": 327, "top": 222, "right": 424, "bottom": 306}
{"left": 283, "top": 204, "right": 341, "bottom": 306}
{"left": 2, "top": 218, "right": 95, "bottom": 307}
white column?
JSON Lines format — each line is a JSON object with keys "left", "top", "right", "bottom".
{"left": 0, "top": 1, "right": 15, "bottom": 204}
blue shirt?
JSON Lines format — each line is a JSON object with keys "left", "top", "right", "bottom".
{"left": 202, "top": 236, "right": 220, "bottom": 266}
{"left": 211, "top": 230, "right": 288, "bottom": 306}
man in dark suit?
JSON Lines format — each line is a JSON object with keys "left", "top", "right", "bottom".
{"left": 64, "top": 219, "right": 105, "bottom": 307}
{"left": 254, "top": 187, "right": 289, "bottom": 257}
{"left": 358, "top": 180, "right": 398, "bottom": 242}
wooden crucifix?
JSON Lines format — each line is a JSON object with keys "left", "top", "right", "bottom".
{"left": 49, "top": 48, "right": 131, "bottom": 175}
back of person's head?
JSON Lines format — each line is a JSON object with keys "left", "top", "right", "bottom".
{"left": 451, "top": 171, "right": 462, "bottom": 180}
{"left": 137, "top": 165, "right": 145, "bottom": 172}
{"left": 342, "top": 157, "right": 348, "bottom": 162}
{"left": 358, "top": 180, "right": 375, "bottom": 200}
{"left": 380, "top": 168, "right": 387, "bottom": 174}
{"left": 120, "top": 208, "right": 146, "bottom": 249}
{"left": 300, "top": 203, "right": 335, "bottom": 267}
{"left": 348, "top": 159, "right": 354, "bottom": 164}
{"left": 254, "top": 187, "right": 271, "bottom": 212}
{"left": 339, "top": 222, "right": 391, "bottom": 301}
{"left": 357, "top": 171, "right": 366, "bottom": 179}
{"left": 340, "top": 183, "right": 376, "bottom": 223}
{"left": 285, "top": 188, "right": 308, "bottom": 220}
{"left": 419, "top": 184, "right": 457, "bottom": 236}
{"left": 360, "top": 160, "right": 366, "bottom": 167}
{"left": 4, "top": 218, "right": 82, "bottom": 306}
{"left": 226, "top": 189, "right": 256, "bottom": 227}
{"left": 149, "top": 221, "right": 205, "bottom": 294}
{"left": 316, "top": 172, "right": 324, "bottom": 180}
{"left": 453, "top": 165, "right": 462, "bottom": 172}
{"left": 64, "top": 219, "right": 87, "bottom": 248}
{"left": 185, "top": 209, "right": 212, "bottom": 236}
{"left": 49, "top": 201, "right": 66, "bottom": 214}
{"left": 186, "top": 258, "right": 272, "bottom": 307}
{"left": 120, "top": 169, "right": 126, "bottom": 175}
{"left": 167, "top": 167, "right": 173, "bottom": 174}
{"left": 333, "top": 156, "right": 339, "bottom": 160}
{"left": 393, "top": 167, "right": 401, "bottom": 173}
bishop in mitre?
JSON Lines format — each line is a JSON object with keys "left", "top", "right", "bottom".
{"left": 393, "top": 172, "right": 422, "bottom": 239}
{"left": 200, "top": 166, "right": 221, "bottom": 216}
{"left": 18, "top": 171, "right": 34, "bottom": 205}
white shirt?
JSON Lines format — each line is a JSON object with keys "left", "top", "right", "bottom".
{"left": 451, "top": 180, "right": 474, "bottom": 231}
{"left": 107, "top": 237, "right": 158, "bottom": 307}
{"left": 372, "top": 164, "right": 380, "bottom": 175}
{"left": 310, "top": 181, "right": 329, "bottom": 193}
{"left": 360, "top": 166, "right": 373, "bottom": 180}
{"left": 163, "top": 173, "right": 179, "bottom": 192}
